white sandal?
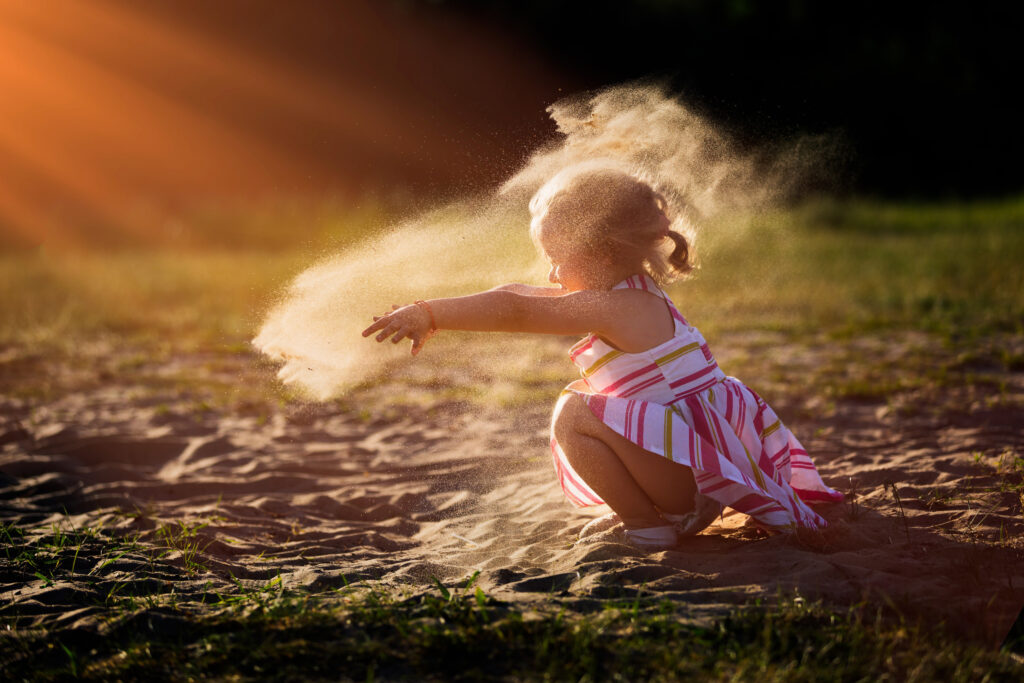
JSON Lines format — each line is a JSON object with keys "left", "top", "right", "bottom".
{"left": 578, "top": 515, "right": 677, "bottom": 549}
{"left": 662, "top": 494, "right": 723, "bottom": 537}
{"left": 622, "top": 525, "right": 677, "bottom": 549}
{"left": 578, "top": 497, "right": 720, "bottom": 550}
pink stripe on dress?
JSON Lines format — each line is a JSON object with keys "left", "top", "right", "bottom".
{"left": 668, "top": 364, "right": 717, "bottom": 389}
{"left": 619, "top": 375, "right": 665, "bottom": 399}
{"left": 599, "top": 362, "right": 660, "bottom": 393}
{"left": 587, "top": 394, "right": 608, "bottom": 422}
{"left": 636, "top": 402, "right": 648, "bottom": 449}
{"left": 569, "top": 336, "right": 596, "bottom": 360}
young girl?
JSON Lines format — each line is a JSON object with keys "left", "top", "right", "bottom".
{"left": 362, "top": 162, "right": 843, "bottom": 549}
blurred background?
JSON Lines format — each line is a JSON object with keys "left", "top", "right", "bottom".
{"left": 1, "top": 0, "right": 1021, "bottom": 249}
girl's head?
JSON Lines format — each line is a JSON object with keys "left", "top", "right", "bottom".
{"left": 528, "top": 161, "right": 693, "bottom": 290}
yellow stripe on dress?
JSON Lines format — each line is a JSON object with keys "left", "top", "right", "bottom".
{"left": 760, "top": 419, "right": 781, "bottom": 440}
{"left": 743, "top": 443, "right": 767, "bottom": 491}
{"left": 663, "top": 406, "right": 674, "bottom": 459}
{"left": 582, "top": 349, "right": 624, "bottom": 378}
{"left": 700, "top": 402, "right": 724, "bottom": 454}
{"left": 655, "top": 341, "right": 700, "bottom": 366}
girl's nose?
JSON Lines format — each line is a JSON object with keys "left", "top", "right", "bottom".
{"left": 548, "top": 265, "right": 558, "bottom": 284}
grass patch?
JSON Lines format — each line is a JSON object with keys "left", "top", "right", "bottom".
{"left": 680, "top": 196, "right": 1024, "bottom": 339}
{"left": 4, "top": 581, "right": 1022, "bottom": 681}
{"left": 2, "top": 520, "right": 1021, "bottom": 681}
{"left": 154, "top": 520, "right": 214, "bottom": 575}
{"left": 975, "top": 448, "right": 1024, "bottom": 515}
{"left": 1, "top": 518, "right": 143, "bottom": 586}
{"left": 0, "top": 249, "right": 311, "bottom": 350}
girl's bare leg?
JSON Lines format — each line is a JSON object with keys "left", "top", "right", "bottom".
{"left": 554, "top": 393, "right": 698, "bottom": 529}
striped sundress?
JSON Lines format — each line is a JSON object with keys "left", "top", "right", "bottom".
{"left": 550, "top": 273, "right": 843, "bottom": 531}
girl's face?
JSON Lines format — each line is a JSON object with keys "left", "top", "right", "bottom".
{"left": 536, "top": 219, "right": 606, "bottom": 292}
{"left": 545, "top": 249, "right": 591, "bottom": 291}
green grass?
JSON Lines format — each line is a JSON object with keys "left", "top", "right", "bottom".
{"left": 1, "top": 518, "right": 143, "bottom": 586}
{"left": 154, "top": 519, "right": 214, "bottom": 575}
{"left": 2, "top": 503, "right": 1023, "bottom": 681}
{"left": 0, "top": 249, "right": 311, "bottom": 349}
{"left": 2, "top": 518, "right": 1021, "bottom": 682}
{"left": 678, "top": 197, "right": 1024, "bottom": 338}
{"left": 4, "top": 575, "right": 1022, "bottom": 681}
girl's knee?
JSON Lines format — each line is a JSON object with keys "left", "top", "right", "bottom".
{"left": 552, "top": 393, "right": 595, "bottom": 443}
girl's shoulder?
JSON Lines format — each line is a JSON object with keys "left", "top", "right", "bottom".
{"left": 606, "top": 274, "right": 675, "bottom": 312}
{"left": 589, "top": 274, "right": 680, "bottom": 353}
{"left": 610, "top": 273, "right": 690, "bottom": 330}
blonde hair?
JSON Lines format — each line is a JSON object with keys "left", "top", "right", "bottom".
{"left": 528, "top": 161, "right": 693, "bottom": 284}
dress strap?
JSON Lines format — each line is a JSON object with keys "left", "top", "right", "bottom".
{"left": 612, "top": 273, "right": 662, "bottom": 295}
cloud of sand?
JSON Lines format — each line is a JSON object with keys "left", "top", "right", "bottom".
{"left": 501, "top": 82, "right": 836, "bottom": 220}
{"left": 253, "top": 197, "right": 544, "bottom": 400}
{"left": 254, "top": 83, "right": 832, "bottom": 399}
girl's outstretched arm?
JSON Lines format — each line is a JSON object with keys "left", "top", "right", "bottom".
{"left": 361, "top": 289, "right": 658, "bottom": 355}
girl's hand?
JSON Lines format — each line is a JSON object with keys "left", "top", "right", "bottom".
{"left": 361, "top": 303, "right": 434, "bottom": 355}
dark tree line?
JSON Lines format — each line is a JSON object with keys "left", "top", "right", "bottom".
{"left": 427, "top": 0, "right": 1022, "bottom": 198}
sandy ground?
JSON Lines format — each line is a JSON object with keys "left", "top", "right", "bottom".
{"left": 2, "top": 330, "right": 1023, "bottom": 648}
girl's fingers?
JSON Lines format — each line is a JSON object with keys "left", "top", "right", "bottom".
{"left": 411, "top": 330, "right": 432, "bottom": 356}
{"left": 363, "top": 305, "right": 425, "bottom": 343}
{"left": 363, "top": 315, "right": 392, "bottom": 336}
{"left": 375, "top": 322, "right": 399, "bottom": 341}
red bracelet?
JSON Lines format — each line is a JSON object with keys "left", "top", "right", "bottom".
{"left": 414, "top": 300, "right": 437, "bottom": 331}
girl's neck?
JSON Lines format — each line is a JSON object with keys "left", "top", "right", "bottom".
{"left": 590, "top": 263, "right": 644, "bottom": 291}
